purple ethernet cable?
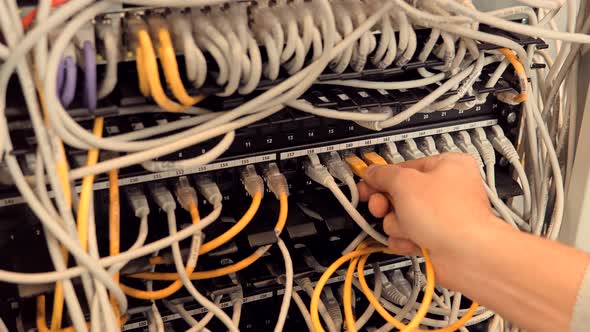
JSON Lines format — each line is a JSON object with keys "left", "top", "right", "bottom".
{"left": 60, "top": 56, "right": 77, "bottom": 108}
{"left": 83, "top": 41, "right": 97, "bottom": 113}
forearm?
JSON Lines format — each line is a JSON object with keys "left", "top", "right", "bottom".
{"left": 440, "top": 217, "right": 590, "bottom": 332}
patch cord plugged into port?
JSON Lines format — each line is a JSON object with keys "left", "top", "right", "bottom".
{"left": 0, "top": 117, "right": 507, "bottom": 208}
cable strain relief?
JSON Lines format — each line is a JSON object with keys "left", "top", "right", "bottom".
{"left": 382, "top": 282, "right": 408, "bottom": 306}
{"left": 503, "top": 145, "right": 519, "bottom": 163}
{"left": 241, "top": 165, "right": 265, "bottom": 198}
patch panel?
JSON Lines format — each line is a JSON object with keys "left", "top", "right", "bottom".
{"left": 0, "top": 115, "right": 509, "bottom": 208}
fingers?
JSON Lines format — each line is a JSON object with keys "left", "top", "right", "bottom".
{"left": 388, "top": 238, "right": 420, "bottom": 256}
{"left": 397, "top": 155, "right": 443, "bottom": 172}
{"left": 363, "top": 164, "right": 405, "bottom": 193}
{"left": 368, "top": 193, "right": 390, "bottom": 218}
{"left": 357, "top": 181, "right": 379, "bottom": 202}
{"left": 383, "top": 212, "right": 406, "bottom": 238}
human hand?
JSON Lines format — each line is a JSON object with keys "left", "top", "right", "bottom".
{"left": 358, "top": 153, "right": 500, "bottom": 286}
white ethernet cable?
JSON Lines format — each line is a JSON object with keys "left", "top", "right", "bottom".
{"left": 170, "top": 12, "right": 207, "bottom": 88}
{"left": 295, "top": 277, "right": 339, "bottom": 332}
{"left": 321, "top": 151, "right": 358, "bottom": 207}
{"left": 275, "top": 238, "right": 294, "bottom": 332}
{"left": 347, "top": 0, "right": 373, "bottom": 72}
{"left": 379, "top": 142, "right": 405, "bottom": 164}
{"left": 185, "top": 297, "right": 222, "bottom": 332}
{"left": 435, "top": 133, "right": 462, "bottom": 154}
{"left": 330, "top": 2, "right": 354, "bottom": 73}
{"left": 454, "top": 131, "right": 527, "bottom": 231}
{"left": 323, "top": 287, "right": 343, "bottom": 330}
{"left": 292, "top": 290, "right": 314, "bottom": 331}
{"left": 97, "top": 22, "right": 119, "bottom": 99}
{"left": 230, "top": 287, "right": 244, "bottom": 327}
{"left": 150, "top": 184, "right": 238, "bottom": 332}
{"left": 398, "top": 138, "right": 426, "bottom": 161}
{"left": 486, "top": 125, "right": 533, "bottom": 221}
{"left": 416, "top": 136, "right": 440, "bottom": 157}
{"left": 16, "top": 0, "right": 375, "bottom": 160}
{"left": 453, "top": 131, "right": 485, "bottom": 169}
{"left": 164, "top": 298, "right": 217, "bottom": 332}
{"left": 61, "top": 1, "right": 388, "bottom": 175}
{"left": 377, "top": 56, "right": 498, "bottom": 129}
{"left": 212, "top": 11, "right": 243, "bottom": 97}
{"left": 34, "top": 152, "right": 88, "bottom": 332}
{"left": 0, "top": 198, "right": 222, "bottom": 285}
{"left": 439, "top": 0, "right": 587, "bottom": 44}
{"left": 470, "top": 127, "right": 498, "bottom": 196}
{"left": 0, "top": 2, "right": 127, "bottom": 327}
{"left": 374, "top": 257, "right": 422, "bottom": 332}
{"left": 193, "top": 16, "right": 229, "bottom": 86}
{"left": 354, "top": 264, "right": 383, "bottom": 330}
{"left": 287, "top": 99, "right": 392, "bottom": 122}
{"left": 32, "top": 0, "right": 51, "bottom": 77}
{"left": 87, "top": 197, "right": 119, "bottom": 332}
{"left": 305, "top": 153, "right": 389, "bottom": 246}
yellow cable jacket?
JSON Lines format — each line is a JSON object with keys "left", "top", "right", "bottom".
{"left": 199, "top": 192, "right": 262, "bottom": 255}
{"left": 137, "top": 30, "right": 186, "bottom": 112}
{"left": 76, "top": 117, "right": 104, "bottom": 251}
{"left": 310, "top": 247, "right": 393, "bottom": 332}
{"left": 35, "top": 67, "right": 72, "bottom": 330}
{"left": 108, "top": 168, "right": 121, "bottom": 326}
{"left": 121, "top": 200, "right": 201, "bottom": 300}
{"left": 37, "top": 295, "right": 128, "bottom": 332}
{"left": 275, "top": 193, "right": 289, "bottom": 234}
{"left": 127, "top": 193, "right": 287, "bottom": 281}
{"left": 498, "top": 48, "right": 528, "bottom": 103}
{"left": 127, "top": 248, "right": 266, "bottom": 281}
{"left": 344, "top": 155, "right": 369, "bottom": 178}
{"left": 49, "top": 117, "right": 104, "bottom": 329}
{"left": 363, "top": 151, "right": 389, "bottom": 166}
{"left": 344, "top": 256, "right": 360, "bottom": 331}
{"left": 157, "top": 28, "right": 205, "bottom": 106}
{"left": 356, "top": 253, "right": 478, "bottom": 332}
{"left": 136, "top": 47, "right": 150, "bottom": 97}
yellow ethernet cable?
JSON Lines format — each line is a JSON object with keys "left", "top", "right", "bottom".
{"left": 36, "top": 295, "right": 128, "bottom": 332}
{"left": 137, "top": 29, "right": 186, "bottom": 112}
{"left": 344, "top": 154, "right": 369, "bottom": 178}
{"left": 310, "top": 247, "right": 393, "bottom": 332}
{"left": 356, "top": 253, "right": 478, "bottom": 332}
{"left": 339, "top": 154, "right": 452, "bottom": 332}
{"left": 156, "top": 26, "right": 206, "bottom": 106}
{"left": 76, "top": 117, "right": 104, "bottom": 252}
{"left": 343, "top": 242, "right": 372, "bottom": 332}
{"left": 46, "top": 116, "right": 104, "bottom": 329}
{"left": 120, "top": 195, "right": 201, "bottom": 300}
{"left": 198, "top": 191, "right": 263, "bottom": 255}
{"left": 310, "top": 245, "right": 442, "bottom": 332}
{"left": 129, "top": 246, "right": 269, "bottom": 281}
{"left": 362, "top": 151, "right": 389, "bottom": 166}
{"left": 127, "top": 191, "right": 289, "bottom": 281}
{"left": 498, "top": 48, "right": 528, "bottom": 103}
{"left": 33, "top": 71, "right": 73, "bottom": 330}
{"left": 135, "top": 47, "right": 150, "bottom": 97}
{"left": 109, "top": 167, "right": 121, "bottom": 326}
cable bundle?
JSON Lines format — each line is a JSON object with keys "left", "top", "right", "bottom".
{"left": 0, "top": 0, "right": 586, "bottom": 331}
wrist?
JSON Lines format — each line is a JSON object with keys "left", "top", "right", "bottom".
{"left": 429, "top": 214, "right": 509, "bottom": 290}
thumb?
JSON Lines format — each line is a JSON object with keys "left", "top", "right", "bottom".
{"left": 364, "top": 164, "right": 405, "bottom": 194}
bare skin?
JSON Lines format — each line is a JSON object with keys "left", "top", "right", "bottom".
{"left": 358, "top": 153, "right": 590, "bottom": 332}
